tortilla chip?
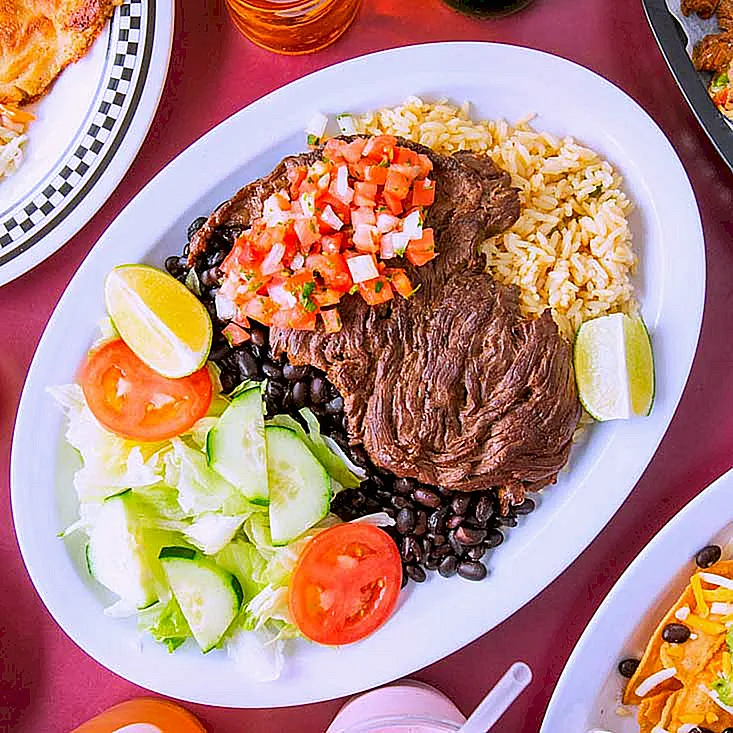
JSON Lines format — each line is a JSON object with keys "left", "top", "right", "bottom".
{"left": 638, "top": 690, "right": 674, "bottom": 733}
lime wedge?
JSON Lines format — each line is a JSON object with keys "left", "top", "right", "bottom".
{"left": 105, "top": 264, "right": 212, "bottom": 378}
{"left": 573, "top": 313, "right": 655, "bottom": 421}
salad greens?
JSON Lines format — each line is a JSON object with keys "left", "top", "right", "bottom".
{"left": 52, "top": 375, "right": 377, "bottom": 680}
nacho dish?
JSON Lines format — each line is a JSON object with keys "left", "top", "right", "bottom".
{"left": 55, "top": 98, "right": 650, "bottom": 678}
{"left": 0, "top": 0, "right": 123, "bottom": 179}
{"left": 620, "top": 542, "right": 733, "bottom": 732}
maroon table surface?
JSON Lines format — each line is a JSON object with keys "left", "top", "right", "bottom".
{"left": 2, "top": 0, "right": 733, "bottom": 731}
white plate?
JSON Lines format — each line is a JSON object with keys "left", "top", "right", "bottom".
{"left": 0, "top": 0, "right": 174, "bottom": 287}
{"left": 541, "top": 469, "right": 733, "bottom": 733}
{"left": 11, "top": 42, "right": 705, "bottom": 708}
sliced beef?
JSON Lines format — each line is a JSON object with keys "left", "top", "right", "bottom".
{"left": 681, "top": 0, "right": 720, "bottom": 18}
{"left": 718, "top": 0, "right": 733, "bottom": 30}
{"left": 193, "top": 138, "right": 581, "bottom": 496}
{"left": 693, "top": 30, "right": 733, "bottom": 71}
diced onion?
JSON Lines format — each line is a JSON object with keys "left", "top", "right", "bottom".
{"left": 675, "top": 605, "right": 691, "bottom": 621}
{"left": 305, "top": 111, "right": 328, "bottom": 138}
{"left": 260, "top": 242, "right": 286, "bottom": 275}
{"left": 321, "top": 204, "right": 343, "bottom": 231}
{"left": 376, "top": 212, "right": 400, "bottom": 234}
{"left": 336, "top": 113, "right": 357, "bottom": 135}
{"left": 634, "top": 667, "right": 677, "bottom": 697}
{"left": 334, "top": 165, "right": 350, "bottom": 197}
{"left": 401, "top": 209, "right": 423, "bottom": 239}
{"left": 299, "top": 191, "right": 316, "bottom": 217}
{"left": 711, "top": 601, "right": 733, "bottom": 615}
{"left": 347, "top": 254, "right": 379, "bottom": 283}
{"left": 268, "top": 282, "right": 297, "bottom": 308}
{"left": 215, "top": 291, "right": 237, "bottom": 320}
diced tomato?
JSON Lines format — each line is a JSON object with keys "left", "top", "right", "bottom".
{"left": 412, "top": 178, "right": 436, "bottom": 207}
{"left": 287, "top": 166, "right": 307, "bottom": 196}
{"left": 384, "top": 168, "right": 411, "bottom": 199}
{"left": 320, "top": 232, "right": 343, "bottom": 254}
{"left": 323, "top": 138, "right": 348, "bottom": 164}
{"left": 320, "top": 308, "right": 342, "bottom": 333}
{"left": 242, "top": 295, "right": 278, "bottom": 326}
{"left": 272, "top": 305, "right": 318, "bottom": 330}
{"left": 388, "top": 268, "right": 417, "bottom": 299}
{"left": 389, "top": 162, "right": 423, "bottom": 182}
{"left": 312, "top": 288, "right": 342, "bottom": 308}
{"left": 306, "top": 253, "right": 352, "bottom": 291}
{"left": 405, "top": 228, "right": 436, "bottom": 267}
{"left": 358, "top": 276, "right": 393, "bottom": 305}
{"left": 363, "top": 164, "right": 389, "bottom": 185}
{"left": 363, "top": 135, "right": 398, "bottom": 162}
{"left": 352, "top": 224, "right": 379, "bottom": 253}
{"left": 417, "top": 153, "right": 433, "bottom": 176}
{"left": 394, "top": 146, "right": 420, "bottom": 166}
{"left": 222, "top": 322, "right": 251, "bottom": 345}
{"left": 383, "top": 191, "right": 404, "bottom": 215}
{"left": 351, "top": 207, "right": 377, "bottom": 229}
{"left": 353, "top": 181, "right": 378, "bottom": 208}
{"left": 320, "top": 193, "right": 351, "bottom": 225}
{"left": 294, "top": 217, "right": 321, "bottom": 251}
{"left": 342, "top": 138, "right": 368, "bottom": 163}
{"left": 349, "top": 158, "right": 369, "bottom": 181}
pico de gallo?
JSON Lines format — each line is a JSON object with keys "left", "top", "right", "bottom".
{"left": 215, "top": 135, "right": 438, "bottom": 336}
{"left": 710, "top": 62, "right": 733, "bottom": 120}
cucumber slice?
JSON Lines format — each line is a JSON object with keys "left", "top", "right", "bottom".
{"left": 86, "top": 491, "right": 157, "bottom": 609}
{"left": 207, "top": 386, "right": 269, "bottom": 505}
{"left": 266, "top": 426, "right": 331, "bottom": 546}
{"left": 159, "top": 546, "right": 243, "bottom": 652}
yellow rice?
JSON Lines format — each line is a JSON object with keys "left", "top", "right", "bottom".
{"left": 352, "top": 96, "right": 637, "bottom": 340}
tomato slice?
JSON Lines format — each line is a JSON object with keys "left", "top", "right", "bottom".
{"left": 289, "top": 523, "right": 402, "bottom": 645}
{"left": 78, "top": 340, "right": 212, "bottom": 442}
{"left": 71, "top": 697, "right": 206, "bottom": 733}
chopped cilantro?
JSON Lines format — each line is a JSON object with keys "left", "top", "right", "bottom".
{"left": 349, "top": 284, "right": 359, "bottom": 295}
{"left": 306, "top": 134, "right": 319, "bottom": 146}
{"left": 375, "top": 280, "right": 384, "bottom": 293}
{"left": 300, "top": 281, "right": 317, "bottom": 312}
{"left": 377, "top": 159, "right": 390, "bottom": 168}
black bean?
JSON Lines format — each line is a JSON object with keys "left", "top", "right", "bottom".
{"left": 401, "top": 571, "right": 409, "bottom": 589}
{"left": 438, "top": 555, "right": 459, "bottom": 578}
{"left": 391, "top": 495, "right": 412, "bottom": 510}
{"left": 325, "top": 396, "right": 345, "bottom": 414}
{"left": 209, "top": 251, "right": 227, "bottom": 270}
{"left": 446, "top": 515, "right": 464, "bottom": 530}
{"left": 617, "top": 658, "right": 640, "bottom": 678}
{"left": 485, "top": 529, "right": 504, "bottom": 548}
{"left": 310, "top": 376, "right": 327, "bottom": 404}
{"left": 514, "top": 498, "right": 536, "bottom": 516}
{"left": 396, "top": 508, "right": 416, "bottom": 535}
{"left": 401, "top": 536, "right": 418, "bottom": 563}
{"left": 662, "top": 623, "right": 690, "bottom": 644}
{"left": 695, "top": 544, "right": 722, "bottom": 569}
{"left": 405, "top": 564, "right": 427, "bottom": 583}
{"left": 249, "top": 325, "right": 267, "bottom": 348}
{"left": 448, "top": 531, "right": 465, "bottom": 557}
{"left": 438, "top": 485, "right": 453, "bottom": 497}
{"left": 420, "top": 536, "right": 432, "bottom": 557}
{"left": 499, "top": 514, "right": 518, "bottom": 527}
{"left": 721, "top": 728, "right": 733, "bottom": 733}
{"left": 262, "top": 361, "right": 283, "bottom": 381}
{"left": 187, "top": 216, "right": 208, "bottom": 240}
{"left": 291, "top": 381, "right": 308, "bottom": 408}
{"left": 428, "top": 505, "right": 449, "bottom": 533}
{"left": 164, "top": 255, "right": 187, "bottom": 278}
{"left": 414, "top": 510, "right": 427, "bottom": 537}
{"left": 431, "top": 534, "right": 447, "bottom": 547}
{"left": 457, "top": 560, "right": 487, "bottom": 581}
{"left": 467, "top": 545, "right": 486, "bottom": 561}
{"left": 413, "top": 487, "right": 442, "bottom": 508}
{"left": 393, "top": 477, "right": 416, "bottom": 495}
{"left": 690, "top": 728, "right": 713, "bottom": 733}
{"left": 233, "top": 349, "right": 260, "bottom": 380}
{"left": 474, "top": 495, "right": 494, "bottom": 524}
{"left": 370, "top": 474, "right": 387, "bottom": 490}
{"left": 265, "top": 380, "right": 284, "bottom": 403}
{"left": 413, "top": 539, "right": 425, "bottom": 564}
{"left": 283, "top": 364, "right": 310, "bottom": 381}
{"left": 349, "top": 444, "right": 371, "bottom": 468}
{"left": 432, "top": 543, "right": 451, "bottom": 558}
{"left": 424, "top": 555, "right": 441, "bottom": 571}
{"left": 454, "top": 526, "right": 487, "bottom": 546}
{"left": 209, "top": 342, "right": 231, "bottom": 362}
{"left": 219, "top": 369, "right": 237, "bottom": 393}
{"left": 451, "top": 494, "right": 471, "bottom": 515}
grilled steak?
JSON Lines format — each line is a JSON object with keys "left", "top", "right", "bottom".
{"left": 191, "top": 139, "right": 581, "bottom": 498}
{"left": 693, "top": 30, "right": 733, "bottom": 72}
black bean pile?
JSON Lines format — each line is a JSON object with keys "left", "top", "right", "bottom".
{"left": 166, "top": 216, "right": 536, "bottom": 584}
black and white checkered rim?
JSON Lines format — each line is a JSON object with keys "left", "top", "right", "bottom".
{"left": 0, "top": 0, "right": 155, "bottom": 267}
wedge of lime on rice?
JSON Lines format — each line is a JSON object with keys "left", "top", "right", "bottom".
{"left": 573, "top": 313, "right": 655, "bottom": 421}
{"left": 105, "top": 264, "right": 212, "bottom": 379}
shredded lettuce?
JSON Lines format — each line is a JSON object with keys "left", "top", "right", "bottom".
{"left": 215, "top": 539, "right": 268, "bottom": 602}
{"left": 225, "top": 625, "right": 285, "bottom": 682}
{"left": 139, "top": 597, "right": 192, "bottom": 653}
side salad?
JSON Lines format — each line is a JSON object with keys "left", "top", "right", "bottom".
{"left": 53, "top": 264, "right": 402, "bottom": 681}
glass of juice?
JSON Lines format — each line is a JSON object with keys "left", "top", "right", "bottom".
{"left": 442, "top": 0, "right": 536, "bottom": 17}
{"left": 326, "top": 680, "right": 467, "bottom": 733}
{"left": 225, "top": 0, "right": 362, "bottom": 55}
